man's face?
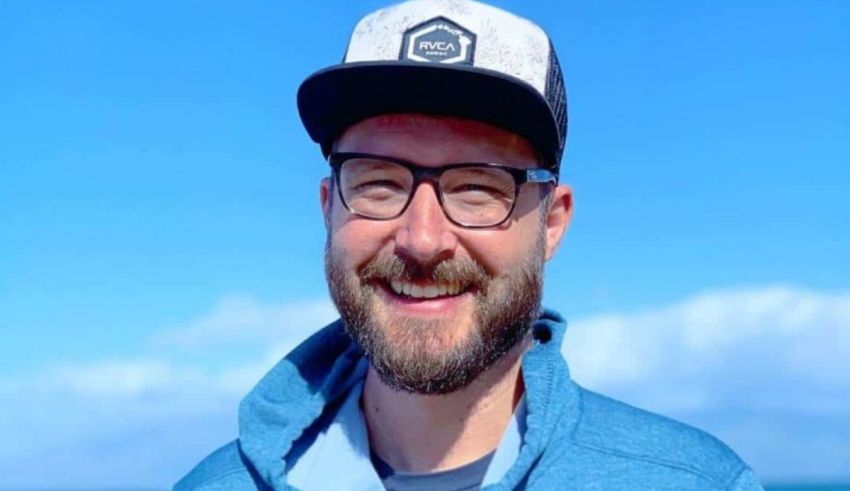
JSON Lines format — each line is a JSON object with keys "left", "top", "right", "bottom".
{"left": 321, "top": 113, "right": 571, "bottom": 394}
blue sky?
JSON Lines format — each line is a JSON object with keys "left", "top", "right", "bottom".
{"left": 1, "top": 0, "right": 848, "bottom": 488}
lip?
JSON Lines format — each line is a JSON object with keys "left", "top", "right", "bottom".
{"left": 373, "top": 281, "right": 474, "bottom": 316}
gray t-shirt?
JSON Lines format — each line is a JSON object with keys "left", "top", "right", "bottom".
{"left": 372, "top": 450, "right": 496, "bottom": 491}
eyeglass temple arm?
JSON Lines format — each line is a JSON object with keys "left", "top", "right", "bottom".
{"left": 525, "top": 168, "right": 558, "bottom": 185}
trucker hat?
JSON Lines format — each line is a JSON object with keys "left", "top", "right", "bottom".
{"left": 297, "top": 0, "right": 567, "bottom": 172}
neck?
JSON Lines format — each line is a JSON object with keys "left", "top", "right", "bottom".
{"left": 362, "top": 336, "right": 529, "bottom": 473}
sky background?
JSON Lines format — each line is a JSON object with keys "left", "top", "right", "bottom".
{"left": 1, "top": 0, "right": 848, "bottom": 488}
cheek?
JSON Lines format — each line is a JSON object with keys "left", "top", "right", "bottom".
{"left": 457, "top": 231, "right": 526, "bottom": 276}
{"left": 460, "top": 216, "right": 543, "bottom": 276}
{"left": 331, "top": 216, "right": 395, "bottom": 269}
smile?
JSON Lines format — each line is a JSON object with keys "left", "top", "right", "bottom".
{"left": 388, "top": 280, "right": 467, "bottom": 299}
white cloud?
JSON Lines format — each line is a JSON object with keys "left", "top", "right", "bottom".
{"left": 150, "top": 296, "right": 338, "bottom": 349}
{"left": 564, "top": 285, "right": 850, "bottom": 412}
{"left": 562, "top": 285, "right": 850, "bottom": 481}
{"left": 49, "top": 358, "right": 205, "bottom": 397}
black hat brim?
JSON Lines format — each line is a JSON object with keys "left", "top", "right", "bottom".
{"left": 297, "top": 61, "right": 561, "bottom": 169}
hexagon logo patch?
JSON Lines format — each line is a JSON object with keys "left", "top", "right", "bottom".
{"left": 400, "top": 17, "right": 476, "bottom": 65}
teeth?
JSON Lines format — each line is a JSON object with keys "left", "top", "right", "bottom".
{"left": 411, "top": 284, "right": 424, "bottom": 298}
{"left": 423, "top": 286, "right": 439, "bottom": 298}
{"left": 388, "top": 280, "right": 466, "bottom": 298}
{"left": 447, "top": 281, "right": 459, "bottom": 296}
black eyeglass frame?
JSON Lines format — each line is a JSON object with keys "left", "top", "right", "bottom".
{"left": 327, "top": 152, "right": 558, "bottom": 229}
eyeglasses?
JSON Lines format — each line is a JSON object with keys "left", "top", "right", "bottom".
{"left": 328, "top": 152, "right": 557, "bottom": 229}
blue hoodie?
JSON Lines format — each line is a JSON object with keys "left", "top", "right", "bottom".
{"left": 175, "top": 309, "right": 763, "bottom": 490}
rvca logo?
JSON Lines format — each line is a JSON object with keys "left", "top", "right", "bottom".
{"left": 400, "top": 17, "right": 476, "bottom": 65}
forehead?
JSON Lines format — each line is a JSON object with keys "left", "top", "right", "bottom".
{"left": 335, "top": 113, "right": 539, "bottom": 167}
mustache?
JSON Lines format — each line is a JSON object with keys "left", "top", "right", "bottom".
{"left": 359, "top": 253, "right": 489, "bottom": 289}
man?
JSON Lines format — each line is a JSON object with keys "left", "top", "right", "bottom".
{"left": 176, "top": 1, "right": 762, "bottom": 489}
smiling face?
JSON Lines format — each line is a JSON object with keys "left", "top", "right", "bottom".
{"left": 321, "top": 113, "right": 572, "bottom": 394}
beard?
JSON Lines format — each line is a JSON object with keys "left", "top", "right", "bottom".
{"left": 324, "top": 229, "right": 546, "bottom": 395}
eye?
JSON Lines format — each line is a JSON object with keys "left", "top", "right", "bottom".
{"left": 455, "top": 183, "right": 500, "bottom": 193}
{"left": 445, "top": 181, "right": 513, "bottom": 200}
{"left": 440, "top": 167, "right": 515, "bottom": 202}
{"left": 340, "top": 158, "right": 413, "bottom": 197}
{"left": 354, "top": 179, "right": 407, "bottom": 191}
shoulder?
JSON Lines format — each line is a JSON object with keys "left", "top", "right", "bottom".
{"left": 173, "top": 440, "right": 268, "bottom": 491}
{"left": 559, "top": 386, "right": 754, "bottom": 488}
{"left": 527, "top": 384, "right": 760, "bottom": 489}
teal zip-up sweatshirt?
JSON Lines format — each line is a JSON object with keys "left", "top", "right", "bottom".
{"left": 175, "top": 309, "right": 763, "bottom": 490}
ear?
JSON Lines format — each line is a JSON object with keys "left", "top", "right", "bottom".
{"left": 543, "top": 184, "right": 573, "bottom": 261}
{"left": 320, "top": 177, "right": 332, "bottom": 230}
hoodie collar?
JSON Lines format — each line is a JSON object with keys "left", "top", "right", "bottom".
{"left": 238, "top": 320, "right": 366, "bottom": 490}
{"left": 493, "top": 308, "right": 580, "bottom": 489}
{"left": 237, "top": 308, "right": 577, "bottom": 490}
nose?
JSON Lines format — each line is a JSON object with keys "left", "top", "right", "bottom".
{"left": 394, "top": 182, "right": 458, "bottom": 264}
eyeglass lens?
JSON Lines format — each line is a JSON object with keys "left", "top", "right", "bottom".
{"left": 339, "top": 157, "right": 517, "bottom": 227}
